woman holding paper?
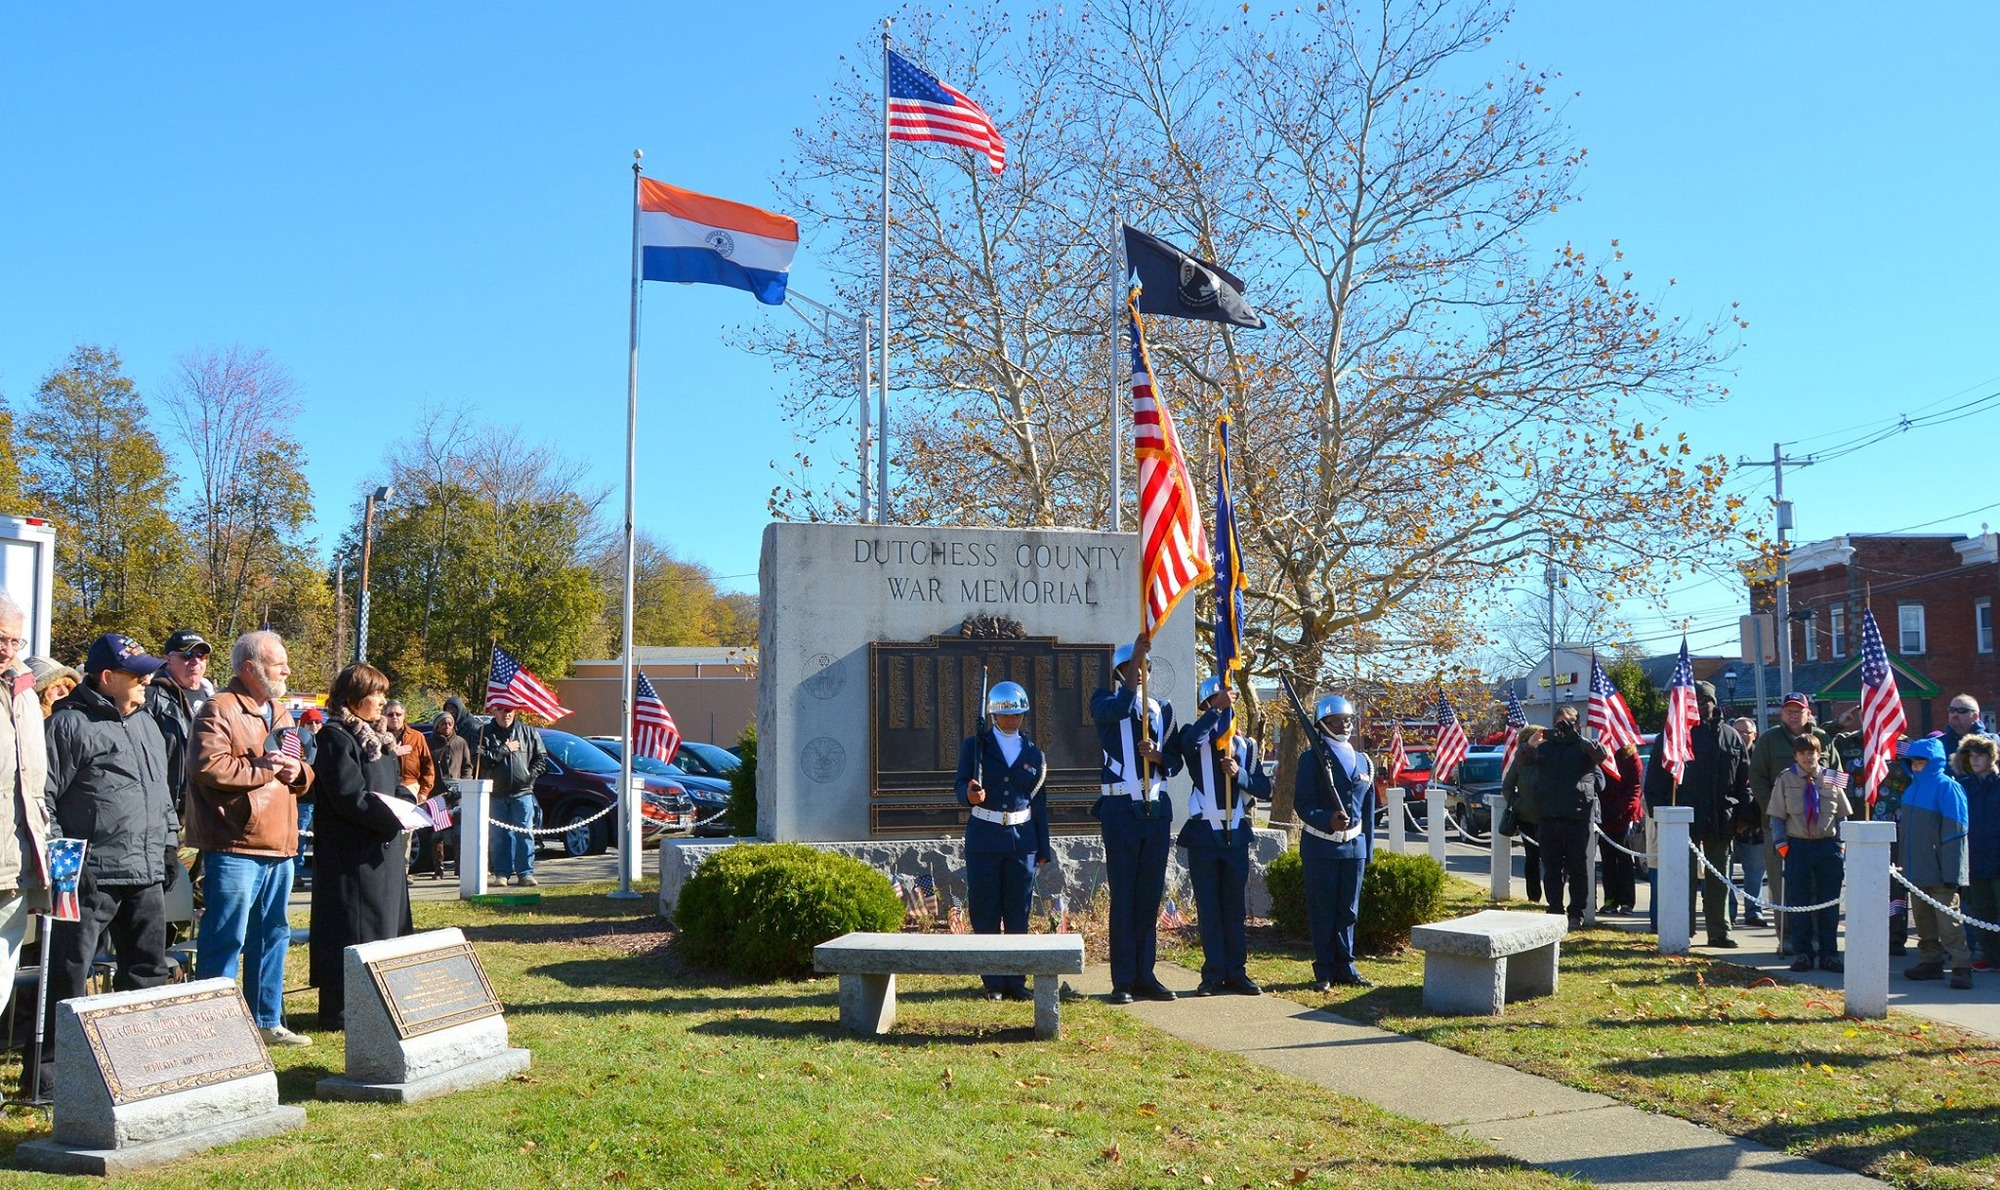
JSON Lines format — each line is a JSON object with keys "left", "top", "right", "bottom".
{"left": 309, "top": 662, "right": 415, "bottom": 1030}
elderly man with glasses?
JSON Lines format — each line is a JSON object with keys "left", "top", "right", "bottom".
{"left": 1944, "top": 696, "right": 1984, "bottom": 758}
{"left": 0, "top": 595, "right": 54, "bottom": 1026}
{"left": 145, "top": 629, "right": 216, "bottom": 815}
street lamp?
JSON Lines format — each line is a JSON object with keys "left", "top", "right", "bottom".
{"left": 1721, "top": 669, "right": 1739, "bottom": 717}
{"left": 356, "top": 484, "right": 394, "bottom": 664}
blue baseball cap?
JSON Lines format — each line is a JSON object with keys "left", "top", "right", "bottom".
{"left": 84, "top": 633, "right": 166, "bottom": 678}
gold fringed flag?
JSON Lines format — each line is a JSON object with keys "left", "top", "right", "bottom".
{"left": 1128, "top": 284, "right": 1213, "bottom": 632}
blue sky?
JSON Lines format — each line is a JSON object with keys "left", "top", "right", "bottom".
{"left": 4, "top": 3, "right": 1996, "bottom": 658}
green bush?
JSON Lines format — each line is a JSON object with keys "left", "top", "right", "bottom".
{"left": 674, "top": 843, "right": 904, "bottom": 980}
{"left": 1260, "top": 847, "right": 1446, "bottom": 954}
{"left": 727, "top": 722, "right": 757, "bottom": 837}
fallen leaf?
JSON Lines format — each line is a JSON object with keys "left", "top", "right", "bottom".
{"left": 519, "top": 1141, "right": 537, "bottom": 1154}
{"left": 606, "top": 1173, "right": 629, "bottom": 1184}
{"left": 1100, "top": 1143, "right": 1122, "bottom": 1164}
{"left": 1202, "top": 1177, "right": 1215, "bottom": 1187}
{"left": 1292, "top": 1169, "right": 1312, "bottom": 1185}
{"left": 695, "top": 1067, "right": 716, "bottom": 1076}
{"left": 1136, "top": 1103, "right": 1159, "bottom": 1118}
{"left": 916, "top": 1179, "right": 939, "bottom": 1187}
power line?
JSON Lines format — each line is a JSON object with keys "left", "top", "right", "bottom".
{"left": 1781, "top": 371, "right": 2000, "bottom": 449}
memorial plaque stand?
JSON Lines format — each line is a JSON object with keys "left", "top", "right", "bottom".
{"left": 316, "top": 928, "right": 529, "bottom": 1103}
{"left": 14, "top": 979, "right": 305, "bottom": 1176}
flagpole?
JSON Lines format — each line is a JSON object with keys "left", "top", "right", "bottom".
{"left": 879, "top": 18, "right": 894, "bottom": 526}
{"left": 610, "top": 152, "right": 644, "bottom": 901}
{"left": 1109, "top": 210, "right": 1123, "bottom": 532}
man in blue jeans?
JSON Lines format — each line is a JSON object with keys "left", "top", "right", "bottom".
{"left": 479, "top": 706, "right": 547, "bottom": 886}
{"left": 184, "top": 630, "right": 315, "bottom": 1047}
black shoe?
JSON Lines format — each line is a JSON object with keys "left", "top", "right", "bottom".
{"left": 1222, "top": 976, "right": 1264, "bottom": 996}
{"left": 1108, "top": 988, "right": 1135, "bottom": 1005}
{"left": 1950, "top": 969, "right": 1974, "bottom": 990}
{"left": 1001, "top": 986, "right": 1034, "bottom": 1002}
{"left": 1890, "top": 945, "right": 1908, "bottom": 957}
{"left": 1903, "top": 961, "right": 1944, "bottom": 981}
{"left": 1134, "top": 983, "right": 1177, "bottom": 1002}
{"left": 1708, "top": 937, "right": 1739, "bottom": 949}
{"left": 1743, "top": 916, "right": 1767, "bottom": 929}
{"left": 1192, "top": 981, "right": 1224, "bottom": 997}
{"left": 984, "top": 990, "right": 1004, "bottom": 1001}
{"left": 1329, "top": 971, "right": 1373, "bottom": 987}
{"left": 1568, "top": 917, "right": 1584, "bottom": 931}
{"left": 1819, "top": 956, "right": 1844, "bottom": 973}
{"left": 1312, "top": 980, "right": 1334, "bottom": 993}
{"left": 1790, "top": 955, "right": 1814, "bottom": 973}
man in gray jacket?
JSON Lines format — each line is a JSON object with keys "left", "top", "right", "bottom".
{"left": 479, "top": 706, "right": 547, "bottom": 886}
{"left": 44, "top": 633, "right": 181, "bottom": 1051}
{"left": 0, "top": 594, "right": 53, "bottom": 1021}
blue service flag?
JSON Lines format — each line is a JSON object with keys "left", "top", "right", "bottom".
{"left": 1213, "top": 415, "right": 1248, "bottom": 673}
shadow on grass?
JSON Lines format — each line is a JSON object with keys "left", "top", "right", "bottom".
{"left": 1606, "top": 1044, "right": 1967, "bottom": 1079}
{"left": 1763, "top": 1104, "right": 2000, "bottom": 1176}
{"left": 690, "top": 1014, "right": 1048, "bottom": 1047}
{"left": 273, "top": 1062, "right": 341, "bottom": 1101}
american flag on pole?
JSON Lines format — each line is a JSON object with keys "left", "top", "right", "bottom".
{"left": 1858, "top": 607, "right": 1907, "bottom": 808}
{"left": 887, "top": 49, "right": 1006, "bottom": 174}
{"left": 1587, "top": 655, "right": 1643, "bottom": 776}
{"left": 1386, "top": 723, "right": 1410, "bottom": 786}
{"left": 1499, "top": 688, "right": 1528, "bottom": 778}
{"left": 633, "top": 672, "right": 682, "bottom": 764}
{"left": 1160, "top": 897, "right": 1188, "bottom": 930}
{"left": 1128, "top": 284, "right": 1214, "bottom": 632}
{"left": 485, "top": 646, "right": 572, "bottom": 722}
{"left": 1432, "top": 692, "right": 1470, "bottom": 783}
{"left": 1659, "top": 639, "right": 1698, "bottom": 783}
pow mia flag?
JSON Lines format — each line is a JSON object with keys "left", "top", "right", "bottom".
{"left": 1122, "top": 226, "right": 1265, "bottom": 329}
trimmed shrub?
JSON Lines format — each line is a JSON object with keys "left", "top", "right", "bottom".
{"left": 1259, "top": 846, "right": 1446, "bottom": 954}
{"left": 674, "top": 843, "right": 903, "bottom": 980}
{"left": 727, "top": 722, "right": 757, "bottom": 837}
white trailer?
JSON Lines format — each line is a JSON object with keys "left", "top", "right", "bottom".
{"left": 0, "top": 515, "right": 56, "bottom": 660}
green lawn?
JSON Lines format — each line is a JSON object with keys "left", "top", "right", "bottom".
{"left": 1171, "top": 882, "right": 2000, "bottom": 1190}
{"left": 0, "top": 884, "right": 1571, "bottom": 1189}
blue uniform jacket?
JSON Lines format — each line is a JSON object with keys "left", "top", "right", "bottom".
{"left": 1174, "top": 708, "right": 1271, "bottom": 846}
{"left": 954, "top": 732, "right": 1053, "bottom": 861}
{"left": 1294, "top": 740, "right": 1374, "bottom": 861}
{"left": 1090, "top": 685, "right": 1182, "bottom": 786}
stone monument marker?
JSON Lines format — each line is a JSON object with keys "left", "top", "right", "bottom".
{"left": 15, "top": 979, "right": 305, "bottom": 1175}
{"left": 316, "top": 928, "right": 530, "bottom": 1103}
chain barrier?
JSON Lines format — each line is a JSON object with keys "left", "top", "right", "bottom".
{"left": 1445, "top": 808, "right": 1491, "bottom": 844}
{"left": 1890, "top": 865, "right": 2000, "bottom": 933}
{"left": 490, "top": 798, "right": 621, "bottom": 836}
{"left": 1686, "top": 838, "right": 1843, "bottom": 913}
{"left": 1594, "top": 823, "right": 1648, "bottom": 859}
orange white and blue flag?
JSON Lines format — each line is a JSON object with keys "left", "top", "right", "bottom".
{"left": 639, "top": 178, "right": 798, "bottom": 305}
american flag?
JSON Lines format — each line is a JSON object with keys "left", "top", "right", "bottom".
{"left": 1386, "top": 723, "right": 1409, "bottom": 786}
{"left": 887, "top": 49, "right": 1005, "bottom": 174}
{"left": 633, "top": 672, "right": 681, "bottom": 764}
{"left": 1128, "top": 285, "right": 1213, "bottom": 631}
{"left": 1659, "top": 640, "right": 1698, "bottom": 783}
{"left": 485, "top": 646, "right": 572, "bottom": 721}
{"left": 1499, "top": 688, "right": 1528, "bottom": 778}
{"left": 1587, "top": 655, "right": 1643, "bottom": 776}
{"left": 1858, "top": 607, "right": 1907, "bottom": 808}
{"left": 279, "top": 727, "right": 303, "bottom": 759}
{"left": 1432, "top": 692, "right": 1469, "bottom": 784}
{"left": 47, "top": 838, "right": 86, "bottom": 922}
{"left": 1160, "top": 897, "right": 1188, "bottom": 930}
{"left": 947, "top": 896, "right": 971, "bottom": 934}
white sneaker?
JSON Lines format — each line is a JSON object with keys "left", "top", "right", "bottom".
{"left": 260, "top": 1025, "right": 313, "bottom": 1048}
{"left": 517, "top": 873, "right": 539, "bottom": 887}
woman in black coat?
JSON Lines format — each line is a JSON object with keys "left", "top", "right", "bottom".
{"left": 309, "top": 662, "right": 414, "bottom": 1030}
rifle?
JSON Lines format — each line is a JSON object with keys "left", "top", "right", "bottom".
{"left": 974, "top": 665, "right": 990, "bottom": 791}
{"left": 1277, "top": 673, "right": 1352, "bottom": 833}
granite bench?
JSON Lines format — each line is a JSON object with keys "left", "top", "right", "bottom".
{"left": 1409, "top": 910, "right": 1567, "bottom": 1015}
{"left": 812, "top": 933, "right": 1086, "bottom": 1040}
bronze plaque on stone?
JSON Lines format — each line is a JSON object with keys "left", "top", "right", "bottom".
{"left": 870, "top": 621, "right": 1113, "bottom": 837}
{"left": 367, "top": 942, "right": 503, "bottom": 1039}
{"left": 78, "top": 985, "right": 272, "bottom": 1106}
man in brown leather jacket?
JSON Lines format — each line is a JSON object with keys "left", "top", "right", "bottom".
{"left": 186, "top": 630, "right": 315, "bottom": 1047}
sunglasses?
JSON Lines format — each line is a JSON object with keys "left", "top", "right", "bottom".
{"left": 1950, "top": 706, "right": 1978, "bottom": 714}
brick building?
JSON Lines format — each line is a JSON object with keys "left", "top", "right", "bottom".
{"left": 1750, "top": 533, "right": 2000, "bottom": 734}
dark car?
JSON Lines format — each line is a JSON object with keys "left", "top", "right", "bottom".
{"left": 1441, "top": 751, "right": 1508, "bottom": 834}
{"left": 670, "top": 740, "right": 742, "bottom": 780}
{"left": 535, "top": 729, "right": 695, "bottom": 857}
{"left": 585, "top": 736, "right": 734, "bottom": 837}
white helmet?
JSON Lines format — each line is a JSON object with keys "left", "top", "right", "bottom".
{"left": 987, "top": 681, "right": 1030, "bottom": 715}
{"left": 1315, "top": 694, "right": 1356, "bottom": 721}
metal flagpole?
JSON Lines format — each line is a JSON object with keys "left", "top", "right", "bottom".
{"left": 1109, "top": 211, "right": 1123, "bottom": 532}
{"left": 879, "top": 18, "right": 894, "bottom": 525}
{"left": 610, "top": 152, "right": 644, "bottom": 900}
{"left": 857, "top": 311, "right": 872, "bottom": 521}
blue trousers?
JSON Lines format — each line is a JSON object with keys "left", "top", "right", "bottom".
{"left": 1185, "top": 836, "right": 1250, "bottom": 982}
{"left": 1782, "top": 837, "right": 1843, "bottom": 958}
{"left": 1302, "top": 837, "right": 1366, "bottom": 982}
{"left": 195, "top": 852, "right": 295, "bottom": 1028}
{"left": 493, "top": 793, "right": 536, "bottom": 877}
{"left": 1099, "top": 797, "right": 1172, "bottom": 992}
{"left": 967, "top": 849, "right": 1035, "bottom": 992}
{"left": 1733, "top": 835, "right": 1766, "bottom": 922}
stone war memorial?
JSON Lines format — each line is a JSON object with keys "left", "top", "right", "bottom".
{"left": 659, "top": 521, "right": 1286, "bottom": 916}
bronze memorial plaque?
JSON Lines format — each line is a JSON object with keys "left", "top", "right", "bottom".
{"left": 367, "top": 942, "right": 503, "bottom": 1039}
{"left": 870, "top": 617, "right": 1113, "bottom": 837}
{"left": 78, "top": 985, "right": 271, "bottom": 1106}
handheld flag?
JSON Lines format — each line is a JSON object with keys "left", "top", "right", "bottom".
{"left": 1432, "top": 692, "right": 1470, "bottom": 784}
{"left": 1213, "top": 415, "right": 1248, "bottom": 674}
{"left": 1587, "top": 655, "right": 1643, "bottom": 776}
{"left": 639, "top": 178, "right": 799, "bottom": 305}
{"left": 486, "top": 647, "right": 572, "bottom": 722}
{"left": 1499, "top": 689, "right": 1527, "bottom": 778}
{"left": 1659, "top": 640, "right": 1698, "bottom": 783}
{"left": 888, "top": 50, "right": 1005, "bottom": 174}
{"left": 1387, "top": 723, "right": 1410, "bottom": 786}
{"left": 1122, "top": 226, "right": 1265, "bottom": 329}
{"left": 1129, "top": 284, "right": 1214, "bottom": 631}
{"left": 633, "top": 672, "right": 682, "bottom": 764}
{"left": 47, "top": 838, "right": 86, "bottom": 922}
{"left": 1858, "top": 608, "right": 1907, "bottom": 808}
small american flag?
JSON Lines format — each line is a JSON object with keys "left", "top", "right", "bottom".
{"left": 47, "top": 838, "right": 86, "bottom": 922}
{"left": 1659, "top": 640, "right": 1698, "bottom": 783}
{"left": 1858, "top": 608, "right": 1907, "bottom": 808}
{"left": 485, "top": 647, "right": 571, "bottom": 721}
{"left": 947, "top": 897, "right": 971, "bottom": 934}
{"left": 1432, "top": 692, "right": 1469, "bottom": 783}
{"left": 1587, "top": 655, "right": 1643, "bottom": 776}
{"left": 1386, "top": 724, "right": 1409, "bottom": 786}
{"left": 1159, "top": 897, "right": 1187, "bottom": 930}
{"left": 633, "top": 672, "right": 681, "bottom": 764}
{"left": 1129, "top": 285, "right": 1213, "bottom": 632}
{"left": 279, "top": 727, "right": 303, "bottom": 759}
{"left": 1499, "top": 689, "right": 1528, "bottom": 777}
{"left": 887, "top": 49, "right": 1005, "bottom": 174}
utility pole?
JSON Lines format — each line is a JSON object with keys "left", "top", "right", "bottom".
{"left": 1739, "top": 443, "right": 1807, "bottom": 700}
{"left": 1545, "top": 530, "right": 1559, "bottom": 728}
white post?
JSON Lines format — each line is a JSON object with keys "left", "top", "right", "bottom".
{"left": 1385, "top": 785, "right": 1406, "bottom": 855}
{"left": 1841, "top": 818, "right": 1896, "bottom": 1019}
{"left": 1426, "top": 784, "right": 1447, "bottom": 869}
{"left": 456, "top": 779, "right": 493, "bottom": 899}
{"left": 1487, "top": 793, "right": 1512, "bottom": 902}
{"left": 1654, "top": 805, "right": 1694, "bottom": 956}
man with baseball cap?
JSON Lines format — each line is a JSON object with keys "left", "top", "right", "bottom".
{"left": 44, "top": 633, "right": 181, "bottom": 1055}
{"left": 1748, "top": 693, "right": 1839, "bottom": 953}
{"left": 145, "top": 629, "right": 216, "bottom": 816}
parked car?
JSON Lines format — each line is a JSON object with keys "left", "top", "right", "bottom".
{"left": 1440, "top": 751, "right": 1508, "bottom": 833}
{"left": 535, "top": 729, "right": 695, "bottom": 857}
{"left": 670, "top": 740, "right": 742, "bottom": 780}
{"left": 584, "top": 736, "right": 734, "bottom": 837}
